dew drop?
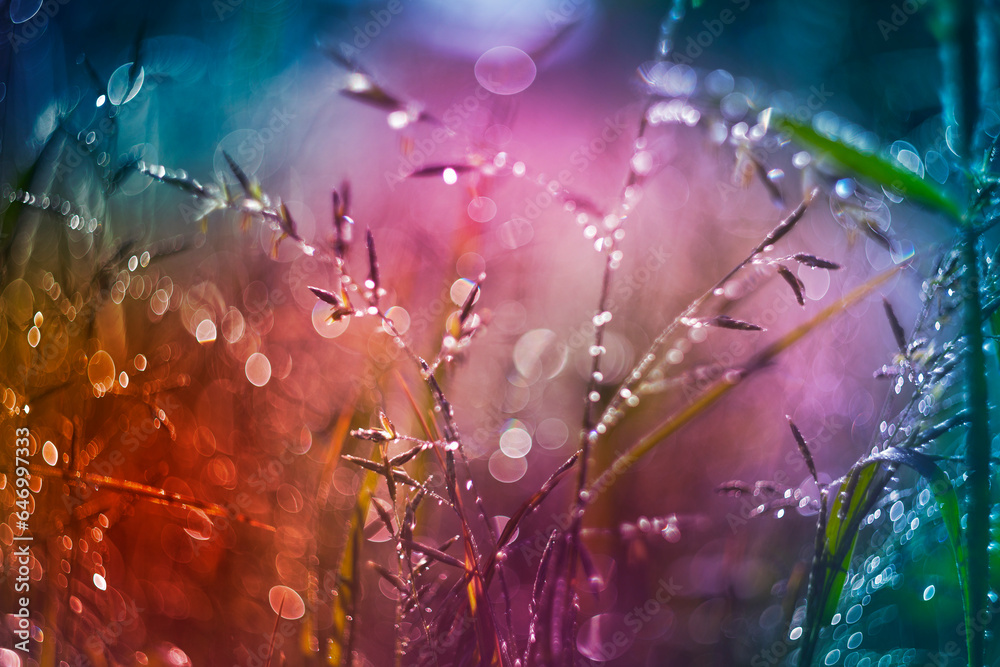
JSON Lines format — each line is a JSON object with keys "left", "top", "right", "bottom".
{"left": 923, "top": 585, "right": 935, "bottom": 601}
{"left": 834, "top": 178, "right": 855, "bottom": 199}
{"left": 382, "top": 306, "right": 410, "bottom": 335}
{"left": 93, "top": 573, "right": 107, "bottom": 591}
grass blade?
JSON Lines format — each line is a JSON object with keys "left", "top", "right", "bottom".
{"left": 593, "top": 264, "right": 904, "bottom": 487}
{"left": 329, "top": 449, "right": 379, "bottom": 667}
{"left": 800, "top": 447, "right": 970, "bottom": 666}
{"left": 774, "top": 115, "right": 962, "bottom": 222}
{"left": 871, "top": 448, "right": 971, "bottom": 663}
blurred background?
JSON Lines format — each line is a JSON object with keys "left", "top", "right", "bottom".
{"left": 0, "top": 0, "right": 966, "bottom": 666}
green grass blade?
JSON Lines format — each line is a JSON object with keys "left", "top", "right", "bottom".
{"left": 800, "top": 461, "right": 881, "bottom": 666}
{"left": 329, "top": 449, "right": 379, "bottom": 667}
{"left": 774, "top": 115, "right": 963, "bottom": 223}
{"left": 821, "top": 463, "right": 879, "bottom": 623}
{"left": 872, "top": 448, "right": 972, "bottom": 664}
{"left": 801, "top": 448, "right": 970, "bottom": 666}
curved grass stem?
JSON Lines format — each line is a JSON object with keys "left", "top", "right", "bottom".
{"left": 588, "top": 263, "right": 905, "bottom": 493}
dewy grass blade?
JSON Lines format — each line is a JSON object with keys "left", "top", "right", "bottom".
{"left": 774, "top": 115, "right": 963, "bottom": 223}
{"left": 799, "top": 448, "right": 971, "bottom": 667}
{"left": 329, "top": 449, "right": 379, "bottom": 667}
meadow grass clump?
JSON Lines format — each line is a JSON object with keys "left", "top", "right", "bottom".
{"left": 1, "top": 2, "right": 999, "bottom": 667}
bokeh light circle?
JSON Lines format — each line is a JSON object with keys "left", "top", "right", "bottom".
{"left": 88, "top": 351, "right": 116, "bottom": 393}
{"left": 475, "top": 46, "right": 537, "bottom": 95}
{"left": 488, "top": 450, "right": 527, "bottom": 483}
{"left": 268, "top": 585, "right": 305, "bottom": 620}
{"left": 245, "top": 353, "right": 272, "bottom": 387}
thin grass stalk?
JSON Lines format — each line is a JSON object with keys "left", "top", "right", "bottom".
{"left": 28, "top": 465, "right": 277, "bottom": 531}
{"left": 594, "top": 193, "right": 815, "bottom": 438}
{"left": 962, "top": 225, "right": 991, "bottom": 667}
{"left": 559, "top": 100, "right": 658, "bottom": 663}
{"left": 590, "top": 264, "right": 904, "bottom": 489}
